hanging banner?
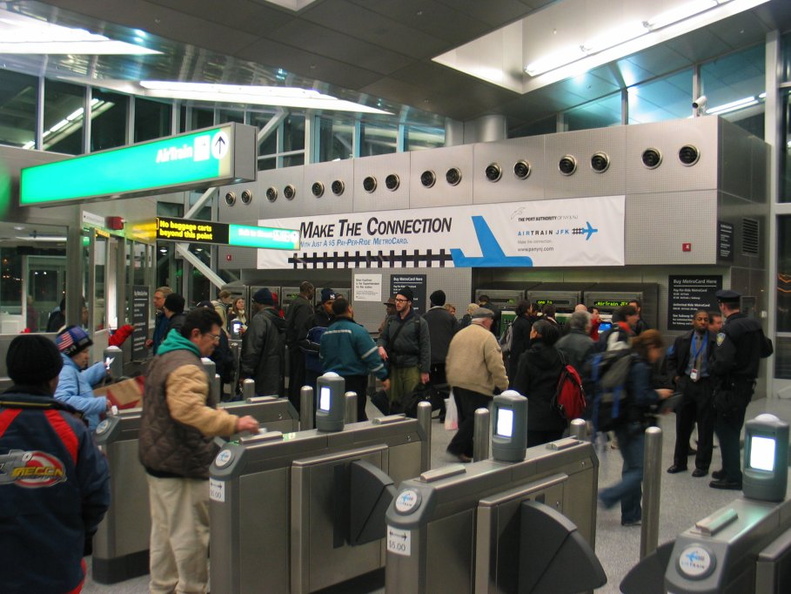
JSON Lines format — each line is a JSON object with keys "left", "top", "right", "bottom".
{"left": 256, "top": 195, "right": 625, "bottom": 270}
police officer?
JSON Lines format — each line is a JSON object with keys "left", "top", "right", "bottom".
{"left": 710, "top": 289, "right": 773, "bottom": 490}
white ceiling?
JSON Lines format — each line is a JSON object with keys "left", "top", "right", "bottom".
{"left": 3, "top": 0, "right": 791, "bottom": 129}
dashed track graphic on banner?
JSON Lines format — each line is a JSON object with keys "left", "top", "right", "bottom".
{"left": 256, "top": 195, "right": 625, "bottom": 270}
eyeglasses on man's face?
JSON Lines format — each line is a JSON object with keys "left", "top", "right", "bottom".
{"left": 394, "top": 298, "right": 408, "bottom": 303}
{"left": 207, "top": 332, "right": 221, "bottom": 342}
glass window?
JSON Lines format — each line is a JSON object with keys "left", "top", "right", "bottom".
{"left": 90, "top": 89, "right": 129, "bottom": 151}
{"left": 360, "top": 120, "right": 398, "bottom": 156}
{"left": 628, "top": 69, "right": 693, "bottom": 124}
{"left": 701, "top": 44, "right": 765, "bottom": 135}
{"left": 259, "top": 128, "right": 277, "bottom": 156}
{"left": 782, "top": 90, "right": 791, "bottom": 202}
{"left": 0, "top": 70, "right": 38, "bottom": 149}
{"left": 189, "top": 106, "right": 214, "bottom": 130}
{"left": 510, "top": 115, "right": 557, "bottom": 138}
{"left": 317, "top": 116, "right": 354, "bottom": 162}
{"left": 566, "top": 93, "right": 622, "bottom": 131}
{"left": 258, "top": 157, "right": 276, "bottom": 171}
{"left": 405, "top": 124, "right": 445, "bottom": 151}
{"left": 776, "top": 216, "right": 791, "bottom": 334}
{"left": 283, "top": 154, "right": 305, "bottom": 167}
{"left": 44, "top": 80, "right": 86, "bottom": 154}
{"left": 283, "top": 115, "right": 305, "bottom": 152}
{"left": 135, "top": 98, "right": 172, "bottom": 143}
{"left": 218, "top": 108, "right": 244, "bottom": 124}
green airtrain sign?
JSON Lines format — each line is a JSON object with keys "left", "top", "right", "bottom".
{"left": 19, "top": 123, "right": 256, "bottom": 206}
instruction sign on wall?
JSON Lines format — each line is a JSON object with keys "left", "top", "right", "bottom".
{"left": 391, "top": 275, "right": 427, "bottom": 315}
{"left": 131, "top": 285, "right": 149, "bottom": 361}
{"left": 667, "top": 275, "right": 722, "bottom": 331}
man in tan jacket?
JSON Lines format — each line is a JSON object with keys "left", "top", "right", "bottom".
{"left": 140, "top": 308, "right": 259, "bottom": 594}
{"left": 445, "top": 307, "right": 509, "bottom": 462}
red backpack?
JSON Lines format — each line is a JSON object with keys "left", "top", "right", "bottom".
{"left": 551, "top": 352, "right": 586, "bottom": 421}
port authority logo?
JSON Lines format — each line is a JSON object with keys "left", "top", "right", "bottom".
{"left": 0, "top": 449, "right": 67, "bottom": 488}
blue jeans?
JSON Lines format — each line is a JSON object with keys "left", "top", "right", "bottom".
{"left": 600, "top": 422, "right": 645, "bottom": 524}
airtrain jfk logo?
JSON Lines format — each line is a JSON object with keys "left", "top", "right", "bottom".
{"left": 0, "top": 449, "right": 67, "bottom": 488}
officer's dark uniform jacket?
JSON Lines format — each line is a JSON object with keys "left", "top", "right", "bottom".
{"left": 711, "top": 312, "right": 768, "bottom": 407}
{"left": 0, "top": 388, "right": 110, "bottom": 593}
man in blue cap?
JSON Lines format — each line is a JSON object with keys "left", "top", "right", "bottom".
{"left": 709, "top": 289, "right": 773, "bottom": 489}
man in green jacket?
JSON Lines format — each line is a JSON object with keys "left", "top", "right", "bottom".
{"left": 140, "top": 309, "right": 259, "bottom": 594}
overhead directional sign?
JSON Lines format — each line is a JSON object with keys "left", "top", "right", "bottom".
{"left": 156, "top": 217, "right": 300, "bottom": 250}
{"left": 20, "top": 123, "right": 256, "bottom": 206}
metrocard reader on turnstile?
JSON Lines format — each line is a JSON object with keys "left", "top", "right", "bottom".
{"left": 621, "top": 414, "right": 791, "bottom": 594}
{"left": 385, "top": 392, "right": 605, "bottom": 594}
{"left": 91, "top": 396, "right": 299, "bottom": 584}
{"left": 209, "top": 381, "right": 431, "bottom": 594}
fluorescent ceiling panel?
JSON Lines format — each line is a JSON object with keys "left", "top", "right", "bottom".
{"left": 0, "top": 7, "right": 159, "bottom": 54}
{"left": 433, "top": 0, "right": 770, "bottom": 95}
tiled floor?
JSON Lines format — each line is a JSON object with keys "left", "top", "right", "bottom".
{"left": 82, "top": 395, "right": 791, "bottom": 593}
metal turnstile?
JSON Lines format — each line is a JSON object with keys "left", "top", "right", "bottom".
{"left": 621, "top": 485, "right": 791, "bottom": 594}
{"left": 91, "top": 397, "right": 299, "bottom": 584}
{"left": 209, "top": 414, "right": 429, "bottom": 594}
{"left": 385, "top": 438, "right": 603, "bottom": 594}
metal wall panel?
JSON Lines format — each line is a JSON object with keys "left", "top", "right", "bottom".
{"left": 544, "top": 126, "right": 627, "bottom": 199}
{"left": 409, "top": 144, "right": 474, "bottom": 208}
{"left": 353, "top": 152, "right": 411, "bottom": 212}
{"left": 472, "top": 136, "right": 546, "bottom": 204}
{"left": 302, "top": 159, "right": 356, "bottom": 215}
{"left": 625, "top": 191, "right": 718, "bottom": 265}
{"left": 720, "top": 119, "right": 756, "bottom": 201}
{"left": 625, "top": 117, "right": 719, "bottom": 195}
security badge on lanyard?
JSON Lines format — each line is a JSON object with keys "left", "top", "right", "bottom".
{"left": 689, "top": 333, "right": 708, "bottom": 383}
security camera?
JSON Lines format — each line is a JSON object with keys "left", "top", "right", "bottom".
{"left": 692, "top": 95, "right": 707, "bottom": 109}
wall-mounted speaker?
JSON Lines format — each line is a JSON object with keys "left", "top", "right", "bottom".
{"left": 590, "top": 152, "right": 610, "bottom": 173}
{"left": 266, "top": 187, "right": 278, "bottom": 202}
{"left": 485, "top": 163, "right": 502, "bottom": 182}
{"left": 284, "top": 184, "right": 296, "bottom": 200}
{"left": 311, "top": 182, "right": 324, "bottom": 197}
{"left": 421, "top": 170, "right": 436, "bottom": 188}
{"left": 331, "top": 180, "right": 345, "bottom": 195}
{"left": 224, "top": 192, "right": 236, "bottom": 206}
{"left": 641, "top": 148, "right": 662, "bottom": 169}
{"left": 385, "top": 174, "right": 400, "bottom": 191}
{"left": 513, "top": 160, "right": 531, "bottom": 179}
{"left": 240, "top": 190, "right": 253, "bottom": 204}
{"left": 446, "top": 167, "right": 462, "bottom": 186}
{"left": 558, "top": 155, "right": 577, "bottom": 176}
{"left": 679, "top": 145, "right": 700, "bottom": 166}
{"left": 363, "top": 176, "right": 377, "bottom": 193}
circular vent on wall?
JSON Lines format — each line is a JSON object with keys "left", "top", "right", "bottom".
{"left": 240, "top": 190, "right": 253, "bottom": 204}
{"left": 446, "top": 167, "right": 462, "bottom": 186}
{"left": 558, "top": 155, "right": 577, "bottom": 176}
{"left": 513, "top": 160, "right": 531, "bottom": 179}
{"left": 266, "top": 187, "right": 278, "bottom": 202}
{"left": 283, "top": 185, "right": 296, "bottom": 200}
{"left": 421, "top": 170, "right": 436, "bottom": 188}
{"left": 641, "top": 148, "right": 662, "bottom": 169}
{"left": 679, "top": 145, "right": 700, "bottom": 166}
{"left": 311, "top": 182, "right": 324, "bottom": 198}
{"left": 590, "top": 152, "right": 610, "bottom": 173}
{"left": 385, "top": 174, "right": 400, "bottom": 191}
{"left": 224, "top": 192, "right": 236, "bottom": 206}
{"left": 485, "top": 163, "right": 502, "bottom": 182}
{"left": 363, "top": 176, "right": 377, "bottom": 193}
{"left": 331, "top": 180, "right": 345, "bottom": 195}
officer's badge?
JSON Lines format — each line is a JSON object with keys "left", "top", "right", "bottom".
{"left": 716, "top": 332, "right": 726, "bottom": 346}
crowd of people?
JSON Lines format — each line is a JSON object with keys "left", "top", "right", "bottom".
{"left": 0, "top": 282, "right": 772, "bottom": 592}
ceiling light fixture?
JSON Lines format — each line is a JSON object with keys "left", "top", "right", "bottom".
{"left": 706, "top": 95, "right": 762, "bottom": 115}
{"left": 524, "top": 0, "right": 763, "bottom": 79}
{"left": 0, "top": 8, "right": 160, "bottom": 55}
{"left": 138, "top": 81, "right": 391, "bottom": 114}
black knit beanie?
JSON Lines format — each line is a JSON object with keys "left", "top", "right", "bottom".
{"left": 7, "top": 335, "right": 63, "bottom": 386}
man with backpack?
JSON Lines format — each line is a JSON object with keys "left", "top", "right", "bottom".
{"left": 299, "top": 288, "right": 336, "bottom": 394}
{"left": 710, "top": 289, "right": 773, "bottom": 490}
{"left": 377, "top": 287, "right": 430, "bottom": 409}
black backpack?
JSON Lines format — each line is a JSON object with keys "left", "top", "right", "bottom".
{"left": 588, "top": 349, "right": 635, "bottom": 433}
